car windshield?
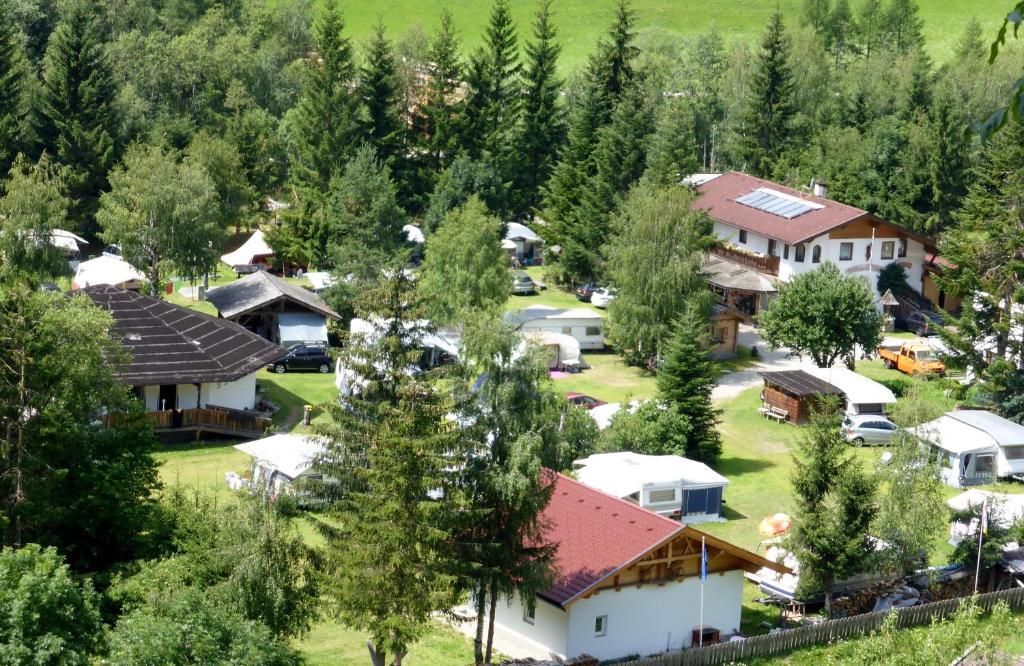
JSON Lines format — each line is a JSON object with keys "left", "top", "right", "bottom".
{"left": 915, "top": 349, "right": 934, "bottom": 360}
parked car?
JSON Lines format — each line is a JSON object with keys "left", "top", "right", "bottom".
{"left": 574, "top": 283, "right": 597, "bottom": 302}
{"left": 877, "top": 342, "right": 946, "bottom": 377}
{"left": 102, "top": 244, "right": 122, "bottom": 258}
{"left": 591, "top": 287, "right": 617, "bottom": 309}
{"left": 269, "top": 344, "right": 332, "bottom": 374}
{"left": 511, "top": 270, "right": 537, "bottom": 295}
{"left": 565, "top": 392, "right": 607, "bottom": 409}
{"left": 842, "top": 414, "right": 898, "bottom": 446}
{"left": 895, "top": 309, "right": 944, "bottom": 336}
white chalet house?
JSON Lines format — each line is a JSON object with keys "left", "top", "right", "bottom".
{"left": 690, "top": 172, "right": 935, "bottom": 318}
{"left": 485, "top": 472, "right": 788, "bottom": 661}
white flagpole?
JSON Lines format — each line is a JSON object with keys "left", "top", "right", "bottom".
{"left": 699, "top": 536, "right": 705, "bottom": 648}
{"left": 973, "top": 499, "right": 986, "bottom": 594}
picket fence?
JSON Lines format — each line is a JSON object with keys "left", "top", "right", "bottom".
{"left": 613, "top": 587, "right": 1024, "bottom": 666}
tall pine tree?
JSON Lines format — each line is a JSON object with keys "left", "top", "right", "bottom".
{"left": 0, "top": 0, "right": 25, "bottom": 182}
{"left": 923, "top": 83, "right": 969, "bottom": 234}
{"left": 360, "top": 21, "right": 411, "bottom": 201}
{"left": 643, "top": 98, "right": 699, "bottom": 186}
{"left": 883, "top": 0, "right": 924, "bottom": 54}
{"left": 462, "top": 0, "right": 521, "bottom": 161}
{"left": 34, "top": 0, "right": 120, "bottom": 237}
{"left": 420, "top": 11, "right": 463, "bottom": 178}
{"left": 735, "top": 11, "right": 795, "bottom": 178}
{"left": 512, "top": 0, "right": 564, "bottom": 216}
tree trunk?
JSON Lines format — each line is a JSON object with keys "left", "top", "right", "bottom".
{"left": 366, "top": 641, "right": 385, "bottom": 666}
{"left": 473, "top": 581, "right": 486, "bottom": 665}
{"left": 485, "top": 581, "right": 498, "bottom": 664}
{"left": 13, "top": 350, "right": 26, "bottom": 548}
{"left": 824, "top": 588, "right": 833, "bottom": 619}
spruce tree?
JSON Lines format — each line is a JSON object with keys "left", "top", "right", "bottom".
{"left": 290, "top": 0, "right": 361, "bottom": 197}
{"left": 655, "top": 302, "right": 722, "bottom": 464}
{"left": 0, "top": 0, "right": 25, "bottom": 181}
{"left": 824, "top": 0, "right": 856, "bottom": 65}
{"left": 513, "top": 0, "right": 564, "bottom": 216}
{"left": 735, "top": 11, "right": 795, "bottom": 178}
{"left": 600, "top": 0, "right": 638, "bottom": 102}
{"left": 462, "top": 0, "right": 521, "bottom": 161}
{"left": 34, "top": 0, "right": 120, "bottom": 236}
{"left": 643, "top": 98, "right": 699, "bottom": 186}
{"left": 923, "top": 84, "right": 969, "bottom": 234}
{"left": 857, "top": 0, "right": 884, "bottom": 59}
{"left": 421, "top": 10, "right": 463, "bottom": 177}
{"left": 801, "top": 0, "right": 831, "bottom": 34}
{"left": 360, "top": 21, "right": 406, "bottom": 185}
{"left": 883, "top": 0, "right": 924, "bottom": 54}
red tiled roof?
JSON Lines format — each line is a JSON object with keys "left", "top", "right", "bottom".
{"left": 538, "top": 472, "right": 683, "bottom": 607}
{"left": 693, "top": 172, "right": 870, "bottom": 245}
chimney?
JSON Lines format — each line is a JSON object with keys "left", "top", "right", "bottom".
{"left": 811, "top": 179, "right": 829, "bottom": 199}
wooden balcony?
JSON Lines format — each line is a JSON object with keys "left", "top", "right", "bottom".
{"left": 711, "top": 245, "right": 780, "bottom": 276}
{"left": 105, "top": 406, "right": 273, "bottom": 439}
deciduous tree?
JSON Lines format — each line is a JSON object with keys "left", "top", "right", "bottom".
{"left": 0, "top": 154, "right": 69, "bottom": 282}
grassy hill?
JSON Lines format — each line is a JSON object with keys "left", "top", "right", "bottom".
{"left": 293, "top": 0, "right": 1002, "bottom": 72}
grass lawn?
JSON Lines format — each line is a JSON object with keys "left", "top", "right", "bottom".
{"left": 505, "top": 265, "right": 599, "bottom": 312}
{"left": 280, "top": 0, "right": 1001, "bottom": 74}
{"left": 295, "top": 618, "right": 491, "bottom": 666}
{"left": 554, "top": 349, "right": 657, "bottom": 403}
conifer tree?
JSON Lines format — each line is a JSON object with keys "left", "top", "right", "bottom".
{"left": 857, "top": 0, "right": 884, "bottom": 59}
{"left": 643, "top": 99, "right": 699, "bottom": 186}
{"left": 923, "top": 83, "right": 969, "bottom": 234}
{"left": 823, "top": 0, "right": 856, "bottom": 65}
{"left": 360, "top": 21, "right": 407, "bottom": 191}
{"left": 310, "top": 272, "right": 467, "bottom": 666}
{"left": 290, "top": 0, "right": 361, "bottom": 197}
{"left": 600, "top": 0, "right": 638, "bottom": 102}
{"left": 421, "top": 10, "right": 463, "bottom": 177}
{"left": 883, "top": 0, "right": 924, "bottom": 54}
{"left": 655, "top": 301, "right": 722, "bottom": 464}
{"left": 34, "top": 0, "right": 120, "bottom": 236}
{"left": 801, "top": 0, "right": 831, "bottom": 34}
{"left": 462, "top": 0, "right": 521, "bottom": 161}
{"left": 0, "top": 0, "right": 25, "bottom": 181}
{"left": 513, "top": 0, "right": 564, "bottom": 216}
{"left": 735, "top": 12, "right": 795, "bottom": 178}
{"left": 953, "top": 17, "right": 984, "bottom": 63}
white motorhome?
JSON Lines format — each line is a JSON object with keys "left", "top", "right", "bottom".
{"left": 506, "top": 306, "right": 605, "bottom": 350}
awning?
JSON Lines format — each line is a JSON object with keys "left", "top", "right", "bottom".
{"left": 702, "top": 254, "right": 777, "bottom": 293}
{"left": 278, "top": 312, "right": 328, "bottom": 345}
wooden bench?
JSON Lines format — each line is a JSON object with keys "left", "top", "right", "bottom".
{"left": 758, "top": 405, "right": 789, "bottom": 422}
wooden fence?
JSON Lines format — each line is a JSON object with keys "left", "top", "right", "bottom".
{"left": 614, "top": 587, "right": 1024, "bottom": 666}
{"left": 105, "top": 407, "right": 272, "bottom": 437}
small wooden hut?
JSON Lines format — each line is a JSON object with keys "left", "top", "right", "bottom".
{"left": 759, "top": 370, "right": 842, "bottom": 425}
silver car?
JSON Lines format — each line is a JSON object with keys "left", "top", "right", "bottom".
{"left": 511, "top": 270, "right": 536, "bottom": 295}
{"left": 842, "top": 414, "right": 898, "bottom": 446}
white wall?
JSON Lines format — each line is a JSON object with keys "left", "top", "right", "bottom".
{"left": 143, "top": 385, "right": 159, "bottom": 411}
{"left": 203, "top": 373, "right": 258, "bottom": 410}
{"left": 564, "top": 570, "right": 744, "bottom": 661}
{"left": 522, "top": 321, "right": 605, "bottom": 350}
{"left": 490, "top": 593, "right": 569, "bottom": 659}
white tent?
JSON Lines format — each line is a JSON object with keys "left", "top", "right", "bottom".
{"left": 304, "top": 271, "right": 336, "bottom": 293}
{"left": 234, "top": 434, "right": 325, "bottom": 495}
{"left": 72, "top": 255, "right": 145, "bottom": 290}
{"left": 221, "top": 229, "right": 274, "bottom": 268}
{"left": 947, "top": 489, "right": 1024, "bottom": 544}
{"left": 573, "top": 451, "right": 730, "bottom": 523}
{"left": 914, "top": 410, "right": 1024, "bottom": 487}
{"left": 403, "top": 224, "right": 425, "bottom": 244}
{"left": 49, "top": 229, "right": 87, "bottom": 252}
{"left": 521, "top": 330, "right": 581, "bottom": 369}
{"left": 804, "top": 366, "right": 896, "bottom": 414}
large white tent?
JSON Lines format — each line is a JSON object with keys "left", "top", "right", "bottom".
{"left": 573, "top": 451, "right": 730, "bottom": 523}
{"left": 914, "top": 410, "right": 1024, "bottom": 487}
{"left": 221, "top": 229, "right": 274, "bottom": 268}
{"left": 72, "top": 255, "right": 145, "bottom": 290}
{"left": 234, "top": 433, "right": 325, "bottom": 495}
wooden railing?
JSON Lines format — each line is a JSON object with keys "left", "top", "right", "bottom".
{"left": 613, "top": 586, "right": 1024, "bottom": 666}
{"left": 105, "top": 407, "right": 273, "bottom": 436}
{"left": 711, "top": 245, "right": 780, "bottom": 276}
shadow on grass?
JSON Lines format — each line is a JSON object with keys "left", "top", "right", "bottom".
{"left": 156, "top": 437, "right": 244, "bottom": 454}
{"left": 717, "top": 456, "right": 776, "bottom": 477}
{"left": 741, "top": 594, "right": 783, "bottom": 636}
{"left": 257, "top": 378, "right": 322, "bottom": 428}
{"left": 719, "top": 504, "right": 749, "bottom": 521}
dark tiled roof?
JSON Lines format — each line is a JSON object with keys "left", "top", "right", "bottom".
{"left": 207, "top": 271, "right": 340, "bottom": 320}
{"left": 538, "top": 472, "right": 683, "bottom": 607}
{"left": 82, "top": 285, "right": 286, "bottom": 385}
{"left": 761, "top": 370, "right": 843, "bottom": 398}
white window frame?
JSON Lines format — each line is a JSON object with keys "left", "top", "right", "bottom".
{"left": 881, "top": 241, "right": 895, "bottom": 260}
{"left": 522, "top": 599, "right": 535, "bottom": 625}
{"left": 647, "top": 488, "right": 677, "bottom": 504}
{"left": 839, "top": 242, "right": 854, "bottom": 261}
{"left": 594, "top": 615, "right": 608, "bottom": 637}
{"left": 585, "top": 326, "right": 602, "bottom": 336}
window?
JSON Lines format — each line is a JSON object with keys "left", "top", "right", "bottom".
{"left": 812, "top": 245, "right": 821, "bottom": 263}
{"left": 881, "top": 241, "right": 895, "bottom": 260}
{"left": 648, "top": 488, "right": 677, "bottom": 504}
{"left": 865, "top": 243, "right": 872, "bottom": 261}
{"left": 1006, "top": 447, "right": 1024, "bottom": 460}
{"left": 738, "top": 230, "right": 747, "bottom": 244}
{"left": 561, "top": 327, "right": 572, "bottom": 335}
{"left": 523, "top": 600, "right": 535, "bottom": 625}
{"left": 898, "top": 238, "right": 907, "bottom": 258}
{"left": 626, "top": 491, "right": 640, "bottom": 503}
{"left": 839, "top": 242, "right": 854, "bottom": 261}
{"left": 585, "top": 326, "right": 602, "bottom": 336}
{"left": 976, "top": 455, "right": 995, "bottom": 475}
{"left": 783, "top": 244, "right": 790, "bottom": 260}
{"left": 712, "top": 327, "right": 727, "bottom": 344}
{"left": 794, "top": 244, "right": 806, "bottom": 263}
{"left": 594, "top": 615, "right": 608, "bottom": 637}
{"left": 767, "top": 239, "right": 777, "bottom": 257}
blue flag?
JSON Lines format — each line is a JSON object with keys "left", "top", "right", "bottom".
{"left": 700, "top": 538, "right": 708, "bottom": 582}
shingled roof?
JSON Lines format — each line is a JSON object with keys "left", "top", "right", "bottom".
{"left": 82, "top": 285, "right": 286, "bottom": 385}
{"left": 207, "top": 271, "right": 340, "bottom": 320}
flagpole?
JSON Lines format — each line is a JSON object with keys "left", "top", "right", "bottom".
{"left": 973, "top": 500, "right": 986, "bottom": 594}
{"left": 699, "top": 536, "right": 705, "bottom": 648}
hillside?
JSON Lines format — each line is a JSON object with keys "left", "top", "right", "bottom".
{"left": 289, "top": 0, "right": 1004, "bottom": 72}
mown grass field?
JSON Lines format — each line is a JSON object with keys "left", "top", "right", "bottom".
{"left": 284, "top": 0, "right": 1004, "bottom": 72}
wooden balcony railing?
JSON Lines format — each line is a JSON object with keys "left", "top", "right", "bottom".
{"left": 105, "top": 407, "right": 273, "bottom": 437}
{"left": 711, "top": 245, "right": 780, "bottom": 276}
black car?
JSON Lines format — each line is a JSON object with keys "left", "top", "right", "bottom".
{"left": 574, "top": 283, "right": 597, "bottom": 302}
{"left": 896, "top": 310, "right": 944, "bottom": 337}
{"left": 269, "top": 344, "right": 332, "bottom": 374}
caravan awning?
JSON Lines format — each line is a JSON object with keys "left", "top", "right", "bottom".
{"left": 278, "top": 312, "right": 328, "bottom": 345}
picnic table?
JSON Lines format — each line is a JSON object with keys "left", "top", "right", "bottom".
{"left": 758, "top": 404, "right": 789, "bottom": 423}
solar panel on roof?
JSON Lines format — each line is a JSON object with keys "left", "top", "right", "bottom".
{"left": 736, "top": 188, "right": 824, "bottom": 219}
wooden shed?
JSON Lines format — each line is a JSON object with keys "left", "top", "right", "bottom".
{"left": 759, "top": 370, "right": 842, "bottom": 425}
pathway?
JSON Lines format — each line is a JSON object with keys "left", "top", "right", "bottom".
{"left": 713, "top": 324, "right": 814, "bottom": 401}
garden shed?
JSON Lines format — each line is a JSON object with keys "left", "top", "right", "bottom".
{"left": 759, "top": 370, "right": 842, "bottom": 425}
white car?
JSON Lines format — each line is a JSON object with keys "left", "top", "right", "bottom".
{"left": 591, "top": 287, "right": 616, "bottom": 309}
